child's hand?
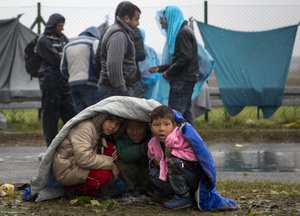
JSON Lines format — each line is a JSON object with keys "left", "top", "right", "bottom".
{"left": 112, "top": 150, "right": 119, "bottom": 161}
{"left": 153, "top": 157, "right": 161, "bottom": 166}
{"left": 165, "top": 147, "right": 172, "bottom": 158}
{"left": 111, "top": 163, "right": 120, "bottom": 180}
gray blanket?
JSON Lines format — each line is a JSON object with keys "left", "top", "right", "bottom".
{"left": 30, "top": 96, "right": 161, "bottom": 202}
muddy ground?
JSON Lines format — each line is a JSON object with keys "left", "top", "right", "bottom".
{"left": 0, "top": 130, "right": 299, "bottom": 215}
{"left": 0, "top": 180, "right": 299, "bottom": 216}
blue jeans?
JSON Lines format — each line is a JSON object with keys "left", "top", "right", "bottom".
{"left": 70, "top": 85, "right": 100, "bottom": 113}
{"left": 98, "top": 84, "right": 134, "bottom": 101}
{"left": 168, "top": 80, "right": 195, "bottom": 124}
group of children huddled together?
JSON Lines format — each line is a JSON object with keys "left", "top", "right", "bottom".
{"left": 52, "top": 105, "right": 201, "bottom": 209}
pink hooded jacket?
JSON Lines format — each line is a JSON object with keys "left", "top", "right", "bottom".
{"left": 147, "top": 126, "right": 197, "bottom": 181}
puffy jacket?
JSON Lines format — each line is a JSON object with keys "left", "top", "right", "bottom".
{"left": 52, "top": 113, "right": 114, "bottom": 186}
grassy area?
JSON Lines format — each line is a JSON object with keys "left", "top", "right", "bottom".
{"left": 1, "top": 106, "right": 300, "bottom": 132}
{"left": 0, "top": 180, "right": 299, "bottom": 216}
{"left": 194, "top": 106, "right": 300, "bottom": 130}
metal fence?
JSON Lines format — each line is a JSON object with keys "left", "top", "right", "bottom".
{"left": 0, "top": 2, "right": 299, "bottom": 128}
{"left": 0, "top": 2, "right": 299, "bottom": 87}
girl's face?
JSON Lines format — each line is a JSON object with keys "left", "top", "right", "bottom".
{"left": 150, "top": 117, "right": 175, "bottom": 142}
{"left": 102, "top": 118, "right": 121, "bottom": 136}
{"left": 126, "top": 120, "right": 148, "bottom": 144}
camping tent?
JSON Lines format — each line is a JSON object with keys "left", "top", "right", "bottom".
{"left": 0, "top": 18, "right": 40, "bottom": 104}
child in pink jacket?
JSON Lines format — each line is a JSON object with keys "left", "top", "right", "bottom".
{"left": 148, "top": 105, "right": 201, "bottom": 209}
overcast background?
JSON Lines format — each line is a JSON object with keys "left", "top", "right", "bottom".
{"left": 1, "top": 0, "right": 299, "bottom": 68}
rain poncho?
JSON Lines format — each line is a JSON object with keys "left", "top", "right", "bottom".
{"left": 138, "top": 29, "right": 160, "bottom": 99}
{"left": 151, "top": 7, "right": 214, "bottom": 112}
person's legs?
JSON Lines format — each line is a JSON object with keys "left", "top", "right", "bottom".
{"left": 136, "top": 158, "right": 152, "bottom": 189}
{"left": 41, "top": 88, "right": 60, "bottom": 146}
{"left": 115, "top": 159, "right": 137, "bottom": 191}
{"left": 70, "top": 86, "right": 84, "bottom": 113}
{"left": 168, "top": 81, "right": 195, "bottom": 124}
{"left": 65, "top": 169, "right": 112, "bottom": 197}
{"left": 59, "top": 85, "right": 76, "bottom": 124}
{"left": 77, "top": 85, "right": 100, "bottom": 111}
{"left": 148, "top": 167, "right": 174, "bottom": 195}
{"left": 132, "top": 81, "right": 143, "bottom": 98}
{"left": 163, "top": 158, "right": 200, "bottom": 209}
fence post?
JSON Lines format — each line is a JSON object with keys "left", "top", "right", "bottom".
{"left": 30, "top": 2, "right": 46, "bottom": 34}
{"left": 204, "top": 1, "right": 208, "bottom": 24}
{"left": 204, "top": 1, "right": 210, "bottom": 122}
{"left": 30, "top": 2, "right": 45, "bottom": 120}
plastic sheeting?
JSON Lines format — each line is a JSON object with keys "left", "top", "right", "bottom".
{"left": 0, "top": 18, "right": 40, "bottom": 103}
{"left": 197, "top": 22, "right": 298, "bottom": 118}
{"left": 138, "top": 29, "right": 161, "bottom": 99}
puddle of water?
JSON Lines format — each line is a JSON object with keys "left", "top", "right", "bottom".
{"left": 208, "top": 143, "right": 300, "bottom": 172}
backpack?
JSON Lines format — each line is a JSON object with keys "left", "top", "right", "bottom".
{"left": 24, "top": 36, "right": 42, "bottom": 79}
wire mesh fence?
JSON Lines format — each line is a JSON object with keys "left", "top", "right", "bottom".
{"left": 0, "top": 2, "right": 299, "bottom": 130}
{"left": 0, "top": 2, "right": 299, "bottom": 86}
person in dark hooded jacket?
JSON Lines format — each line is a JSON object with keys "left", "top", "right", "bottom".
{"left": 37, "top": 13, "right": 76, "bottom": 146}
{"left": 149, "top": 6, "right": 199, "bottom": 124}
{"left": 61, "top": 26, "right": 101, "bottom": 113}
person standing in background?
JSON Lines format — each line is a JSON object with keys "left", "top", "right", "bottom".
{"left": 149, "top": 6, "right": 199, "bottom": 124}
{"left": 61, "top": 26, "right": 100, "bottom": 113}
{"left": 98, "top": 2, "right": 141, "bottom": 100}
{"left": 114, "top": 1, "right": 146, "bottom": 98}
{"left": 37, "top": 13, "right": 76, "bottom": 146}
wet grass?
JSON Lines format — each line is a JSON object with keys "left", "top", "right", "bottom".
{"left": 1, "top": 179, "right": 299, "bottom": 216}
{"left": 194, "top": 106, "right": 300, "bottom": 130}
{"left": 1, "top": 106, "right": 300, "bottom": 133}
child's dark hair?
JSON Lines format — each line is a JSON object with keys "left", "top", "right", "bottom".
{"left": 150, "top": 105, "right": 175, "bottom": 123}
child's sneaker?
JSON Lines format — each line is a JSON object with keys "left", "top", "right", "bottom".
{"left": 163, "top": 195, "right": 192, "bottom": 209}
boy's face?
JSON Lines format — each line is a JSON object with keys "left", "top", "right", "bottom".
{"left": 150, "top": 117, "right": 175, "bottom": 142}
{"left": 102, "top": 118, "right": 121, "bottom": 136}
{"left": 126, "top": 120, "right": 147, "bottom": 144}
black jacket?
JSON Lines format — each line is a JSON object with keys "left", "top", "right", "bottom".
{"left": 158, "top": 22, "right": 199, "bottom": 83}
{"left": 37, "top": 13, "right": 69, "bottom": 89}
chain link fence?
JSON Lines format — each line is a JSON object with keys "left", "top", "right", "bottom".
{"left": 0, "top": 3, "right": 299, "bottom": 86}
{"left": 0, "top": 2, "right": 299, "bottom": 129}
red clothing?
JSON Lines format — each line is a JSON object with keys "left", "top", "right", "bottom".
{"left": 65, "top": 169, "right": 112, "bottom": 197}
{"left": 65, "top": 139, "right": 116, "bottom": 197}
{"left": 103, "top": 139, "right": 115, "bottom": 157}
